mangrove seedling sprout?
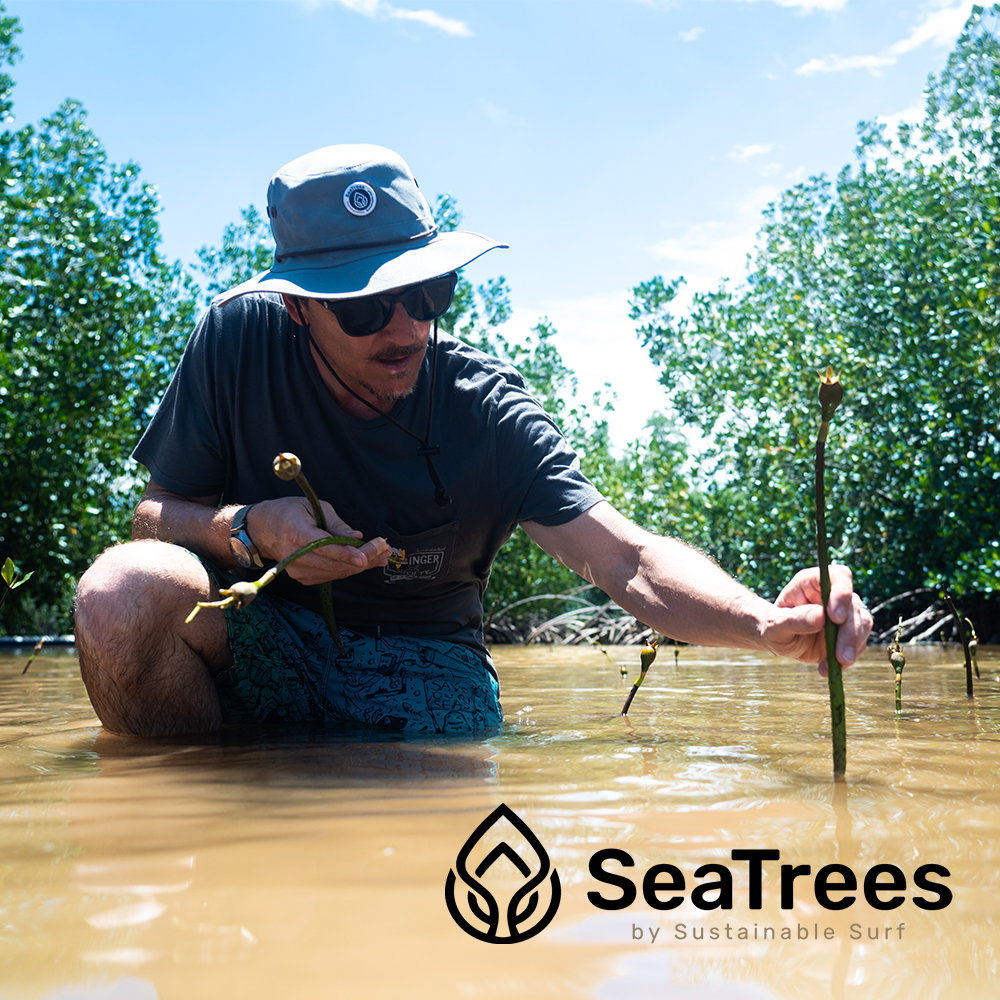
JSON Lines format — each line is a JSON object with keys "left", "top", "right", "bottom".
{"left": 942, "top": 592, "right": 974, "bottom": 697}
{"left": 816, "top": 366, "right": 847, "bottom": 776}
{"left": 21, "top": 636, "right": 48, "bottom": 676}
{"left": 621, "top": 639, "right": 658, "bottom": 716}
{"left": 272, "top": 451, "right": 349, "bottom": 654}
{"left": 965, "top": 618, "right": 980, "bottom": 680}
{"left": 888, "top": 616, "right": 905, "bottom": 715}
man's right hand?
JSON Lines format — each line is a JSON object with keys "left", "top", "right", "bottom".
{"left": 133, "top": 481, "right": 390, "bottom": 584}
{"left": 246, "top": 496, "right": 390, "bottom": 584}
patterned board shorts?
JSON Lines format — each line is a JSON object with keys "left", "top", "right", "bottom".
{"left": 202, "top": 561, "right": 503, "bottom": 735}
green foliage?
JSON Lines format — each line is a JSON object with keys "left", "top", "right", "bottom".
{"left": 193, "top": 204, "right": 274, "bottom": 306}
{"left": 1, "top": 556, "right": 31, "bottom": 590}
{"left": 630, "top": 4, "right": 1000, "bottom": 604}
{"left": 0, "top": 4, "right": 195, "bottom": 633}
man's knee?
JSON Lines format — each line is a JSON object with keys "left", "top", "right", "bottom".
{"left": 75, "top": 541, "right": 228, "bottom": 736}
{"left": 76, "top": 540, "right": 211, "bottom": 630}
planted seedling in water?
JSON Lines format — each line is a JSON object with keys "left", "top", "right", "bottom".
{"left": 965, "top": 618, "right": 980, "bottom": 680}
{"left": 621, "top": 639, "right": 658, "bottom": 716}
{"left": 888, "top": 617, "right": 905, "bottom": 715}
{"left": 816, "top": 367, "right": 846, "bottom": 777}
{"left": 942, "top": 592, "right": 974, "bottom": 697}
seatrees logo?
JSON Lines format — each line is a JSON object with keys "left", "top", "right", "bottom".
{"left": 444, "top": 803, "right": 561, "bottom": 943}
{"left": 445, "top": 806, "right": 954, "bottom": 944}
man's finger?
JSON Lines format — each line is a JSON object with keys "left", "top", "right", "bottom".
{"left": 835, "top": 593, "right": 872, "bottom": 667}
{"left": 774, "top": 568, "right": 822, "bottom": 609}
{"left": 826, "top": 563, "right": 855, "bottom": 624}
{"left": 764, "top": 603, "right": 826, "bottom": 657}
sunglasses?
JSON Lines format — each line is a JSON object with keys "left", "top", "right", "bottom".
{"left": 316, "top": 272, "right": 458, "bottom": 337}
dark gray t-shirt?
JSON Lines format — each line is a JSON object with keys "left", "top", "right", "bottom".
{"left": 134, "top": 293, "right": 603, "bottom": 658}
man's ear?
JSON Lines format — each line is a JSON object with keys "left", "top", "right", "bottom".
{"left": 281, "top": 294, "right": 309, "bottom": 327}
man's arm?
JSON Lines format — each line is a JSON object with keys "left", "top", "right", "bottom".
{"left": 133, "top": 481, "right": 390, "bottom": 583}
{"left": 521, "top": 501, "right": 871, "bottom": 669}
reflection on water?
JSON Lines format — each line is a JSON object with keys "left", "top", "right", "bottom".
{"left": 1, "top": 644, "right": 999, "bottom": 999}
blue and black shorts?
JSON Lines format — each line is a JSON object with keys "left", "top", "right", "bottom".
{"left": 202, "top": 563, "right": 503, "bottom": 735}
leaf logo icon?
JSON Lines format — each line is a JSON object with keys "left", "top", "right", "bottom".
{"left": 445, "top": 803, "right": 561, "bottom": 943}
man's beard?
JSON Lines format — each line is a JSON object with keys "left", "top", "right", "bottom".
{"left": 357, "top": 379, "right": 418, "bottom": 402}
{"left": 359, "top": 343, "right": 425, "bottom": 401}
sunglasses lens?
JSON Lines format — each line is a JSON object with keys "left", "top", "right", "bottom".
{"left": 402, "top": 274, "right": 457, "bottom": 321}
{"left": 321, "top": 273, "right": 457, "bottom": 335}
{"left": 334, "top": 296, "right": 394, "bottom": 337}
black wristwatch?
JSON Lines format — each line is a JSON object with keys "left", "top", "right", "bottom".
{"left": 229, "top": 504, "right": 263, "bottom": 569}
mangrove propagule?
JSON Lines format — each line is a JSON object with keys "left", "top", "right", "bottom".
{"left": 816, "top": 367, "right": 847, "bottom": 777}
{"left": 621, "top": 639, "right": 658, "bottom": 716}
{"left": 888, "top": 616, "right": 905, "bottom": 715}
{"left": 942, "top": 592, "right": 974, "bottom": 697}
{"left": 187, "top": 453, "right": 363, "bottom": 650}
{"left": 965, "top": 617, "right": 981, "bottom": 680}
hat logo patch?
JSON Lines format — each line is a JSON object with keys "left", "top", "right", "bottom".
{"left": 344, "top": 181, "right": 377, "bottom": 217}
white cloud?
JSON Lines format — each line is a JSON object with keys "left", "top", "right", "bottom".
{"left": 296, "top": 0, "right": 473, "bottom": 36}
{"left": 729, "top": 142, "right": 773, "bottom": 162}
{"left": 889, "top": 2, "right": 974, "bottom": 54}
{"left": 796, "top": 53, "right": 895, "bottom": 75}
{"left": 877, "top": 99, "right": 926, "bottom": 134}
{"left": 678, "top": 26, "right": 705, "bottom": 42}
{"left": 388, "top": 7, "right": 473, "bottom": 37}
{"left": 649, "top": 183, "right": 783, "bottom": 299}
{"left": 795, "top": 3, "right": 972, "bottom": 76}
{"left": 732, "top": 0, "right": 849, "bottom": 11}
{"left": 499, "top": 293, "right": 670, "bottom": 448}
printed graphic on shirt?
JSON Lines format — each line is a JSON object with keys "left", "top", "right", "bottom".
{"left": 384, "top": 546, "right": 446, "bottom": 584}
{"left": 378, "top": 520, "right": 459, "bottom": 586}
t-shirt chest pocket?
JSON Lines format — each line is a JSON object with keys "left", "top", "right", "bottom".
{"left": 376, "top": 520, "right": 459, "bottom": 586}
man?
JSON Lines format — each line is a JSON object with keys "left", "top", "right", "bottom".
{"left": 74, "top": 144, "right": 872, "bottom": 737}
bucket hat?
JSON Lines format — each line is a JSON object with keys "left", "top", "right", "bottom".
{"left": 214, "top": 144, "right": 506, "bottom": 305}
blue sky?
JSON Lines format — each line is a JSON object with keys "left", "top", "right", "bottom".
{"left": 5, "top": 0, "right": 979, "bottom": 443}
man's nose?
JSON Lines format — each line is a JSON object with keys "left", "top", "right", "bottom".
{"left": 381, "top": 302, "right": 425, "bottom": 341}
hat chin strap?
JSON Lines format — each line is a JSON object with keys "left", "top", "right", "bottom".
{"left": 292, "top": 300, "right": 452, "bottom": 508}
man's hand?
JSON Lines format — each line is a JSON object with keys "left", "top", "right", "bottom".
{"left": 247, "top": 497, "right": 390, "bottom": 585}
{"left": 766, "top": 565, "right": 873, "bottom": 674}
{"left": 133, "top": 481, "right": 390, "bottom": 583}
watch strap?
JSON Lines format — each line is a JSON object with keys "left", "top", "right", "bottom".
{"left": 229, "top": 504, "right": 263, "bottom": 569}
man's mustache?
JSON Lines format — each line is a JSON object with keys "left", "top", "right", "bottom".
{"left": 369, "top": 343, "right": 425, "bottom": 363}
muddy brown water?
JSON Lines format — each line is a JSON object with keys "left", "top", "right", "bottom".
{"left": 1, "top": 643, "right": 998, "bottom": 999}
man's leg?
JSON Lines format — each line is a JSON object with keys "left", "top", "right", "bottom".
{"left": 74, "top": 540, "right": 232, "bottom": 737}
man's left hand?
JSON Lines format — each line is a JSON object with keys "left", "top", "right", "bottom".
{"left": 765, "top": 564, "right": 873, "bottom": 674}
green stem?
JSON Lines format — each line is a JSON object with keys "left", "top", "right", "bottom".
{"left": 292, "top": 468, "right": 346, "bottom": 656}
{"left": 620, "top": 671, "right": 647, "bottom": 716}
{"left": 895, "top": 676, "right": 902, "bottom": 715}
{"left": 816, "top": 421, "right": 847, "bottom": 776}
{"left": 257, "top": 534, "right": 363, "bottom": 589}
{"left": 296, "top": 473, "right": 329, "bottom": 532}
{"left": 942, "top": 593, "right": 973, "bottom": 697}
{"left": 21, "top": 636, "right": 46, "bottom": 675}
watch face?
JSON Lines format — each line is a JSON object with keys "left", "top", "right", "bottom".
{"left": 229, "top": 535, "right": 252, "bottom": 569}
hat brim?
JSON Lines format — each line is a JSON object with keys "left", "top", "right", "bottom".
{"left": 213, "top": 230, "right": 507, "bottom": 305}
